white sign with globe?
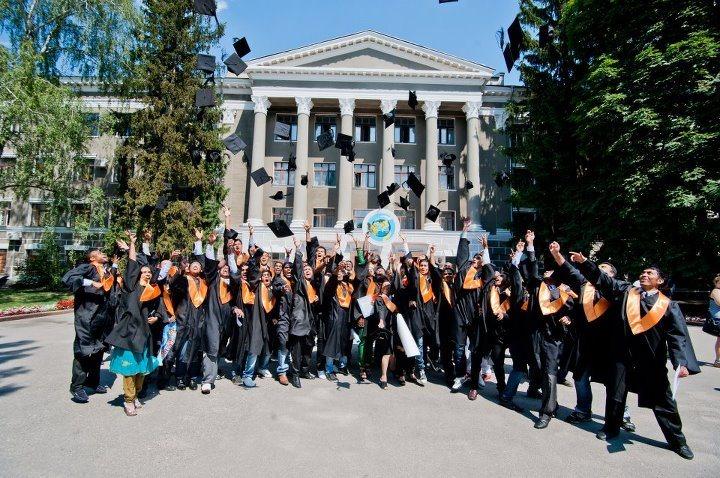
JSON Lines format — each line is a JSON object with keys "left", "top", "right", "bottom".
{"left": 362, "top": 209, "right": 401, "bottom": 246}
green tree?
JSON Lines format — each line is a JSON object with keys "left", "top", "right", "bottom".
{"left": 112, "top": 0, "right": 227, "bottom": 254}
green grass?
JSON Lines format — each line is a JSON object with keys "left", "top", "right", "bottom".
{"left": 0, "top": 289, "right": 72, "bottom": 310}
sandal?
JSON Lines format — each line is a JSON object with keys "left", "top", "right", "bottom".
{"left": 359, "top": 370, "right": 368, "bottom": 381}
{"left": 134, "top": 399, "right": 143, "bottom": 409}
{"left": 123, "top": 402, "right": 137, "bottom": 417}
{"left": 713, "top": 360, "right": 720, "bottom": 368}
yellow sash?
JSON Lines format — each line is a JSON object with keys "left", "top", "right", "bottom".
{"left": 626, "top": 288, "right": 669, "bottom": 335}
{"left": 582, "top": 283, "right": 610, "bottom": 322}
{"left": 241, "top": 281, "right": 255, "bottom": 305}
{"left": 260, "top": 283, "right": 276, "bottom": 313}
{"left": 162, "top": 285, "right": 175, "bottom": 316}
{"left": 337, "top": 282, "right": 354, "bottom": 309}
{"left": 462, "top": 267, "right": 484, "bottom": 290}
{"left": 442, "top": 281, "right": 453, "bottom": 306}
{"left": 219, "top": 280, "right": 233, "bottom": 305}
{"left": 491, "top": 286, "right": 511, "bottom": 316}
{"left": 187, "top": 276, "right": 208, "bottom": 308}
{"left": 94, "top": 263, "right": 115, "bottom": 292}
{"left": 538, "top": 281, "right": 571, "bottom": 316}
{"left": 419, "top": 274, "right": 435, "bottom": 303}
{"left": 139, "top": 283, "right": 161, "bottom": 302}
{"left": 305, "top": 280, "right": 318, "bottom": 303}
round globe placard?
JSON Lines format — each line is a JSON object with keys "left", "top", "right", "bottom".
{"left": 362, "top": 209, "right": 401, "bottom": 246}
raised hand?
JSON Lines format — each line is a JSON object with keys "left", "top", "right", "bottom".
{"left": 116, "top": 239, "right": 129, "bottom": 251}
{"left": 222, "top": 205, "right": 231, "bottom": 218}
{"left": 208, "top": 231, "right": 218, "bottom": 244}
{"left": 285, "top": 246, "right": 292, "bottom": 257}
{"left": 171, "top": 249, "right": 181, "bottom": 259}
{"left": 429, "top": 244, "right": 436, "bottom": 255}
{"left": 569, "top": 251, "right": 587, "bottom": 263}
{"left": 248, "top": 225, "right": 254, "bottom": 236}
{"left": 525, "top": 230, "right": 535, "bottom": 245}
{"left": 515, "top": 240, "right": 525, "bottom": 253}
{"left": 303, "top": 221, "right": 311, "bottom": 232}
{"left": 549, "top": 241, "right": 560, "bottom": 255}
{"left": 126, "top": 230, "right": 137, "bottom": 243}
{"left": 462, "top": 216, "right": 471, "bottom": 232}
{"left": 293, "top": 236, "right": 301, "bottom": 250}
{"left": 481, "top": 233, "right": 489, "bottom": 249}
{"left": 193, "top": 228, "right": 203, "bottom": 241}
{"left": 142, "top": 230, "right": 152, "bottom": 242}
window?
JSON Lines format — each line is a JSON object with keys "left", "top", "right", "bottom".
{"left": 114, "top": 113, "right": 133, "bottom": 137}
{"left": 314, "top": 115, "right": 337, "bottom": 139}
{"left": 353, "top": 209, "right": 373, "bottom": 229}
{"left": 30, "top": 204, "right": 48, "bottom": 227}
{"left": 355, "top": 116, "right": 376, "bottom": 142}
{"left": 394, "top": 117, "right": 416, "bottom": 144}
{"left": 438, "top": 118, "right": 455, "bottom": 145}
{"left": 273, "top": 161, "right": 296, "bottom": 186}
{"left": 84, "top": 113, "right": 100, "bottom": 137}
{"left": 395, "top": 210, "right": 416, "bottom": 230}
{"left": 313, "top": 208, "right": 336, "bottom": 228}
{"left": 353, "top": 164, "right": 376, "bottom": 189}
{"left": 439, "top": 211, "right": 456, "bottom": 231}
{"left": 110, "top": 162, "right": 124, "bottom": 184}
{"left": 8, "top": 239, "right": 21, "bottom": 252}
{"left": 275, "top": 115, "right": 298, "bottom": 141}
{"left": 73, "top": 158, "right": 95, "bottom": 182}
{"left": 394, "top": 165, "right": 416, "bottom": 189}
{"left": 313, "top": 163, "right": 336, "bottom": 187}
{"left": 67, "top": 204, "right": 91, "bottom": 228}
{"left": 0, "top": 202, "right": 9, "bottom": 226}
{"left": 272, "top": 207, "right": 293, "bottom": 224}
{"left": 439, "top": 165, "right": 455, "bottom": 190}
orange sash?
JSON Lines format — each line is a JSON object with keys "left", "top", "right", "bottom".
{"left": 241, "top": 281, "right": 255, "bottom": 305}
{"left": 162, "top": 285, "right": 175, "bottom": 317}
{"left": 187, "top": 276, "right": 208, "bottom": 308}
{"left": 260, "top": 284, "right": 276, "bottom": 313}
{"left": 626, "top": 288, "right": 669, "bottom": 335}
{"left": 139, "top": 283, "right": 161, "bottom": 302}
{"left": 462, "top": 267, "right": 484, "bottom": 290}
{"left": 491, "top": 286, "right": 511, "bottom": 316}
{"left": 582, "top": 283, "right": 610, "bottom": 323}
{"left": 538, "top": 281, "right": 571, "bottom": 316}
{"left": 442, "top": 281, "right": 453, "bottom": 306}
{"left": 219, "top": 280, "right": 232, "bottom": 305}
{"left": 419, "top": 274, "right": 435, "bottom": 303}
{"left": 337, "top": 282, "right": 354, "bottom": 309}
{"left": 380, "top": 294, "right": 397, "bottom": 313}
{"left": 94, "top": 263, "right": 115, "bottom": 292}
{"left": 366, "top": 278, "right": 377, "bottom": 299}
{"left": 305, "top": 280, "right": 318, "bottom": 303}
{"left": 168, "top": 265, "right": 179, "bottom": 278}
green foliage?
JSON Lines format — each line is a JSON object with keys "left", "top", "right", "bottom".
{"left": 112, "top": 0, "right": 228, "bottom": 255}
{"left": 506, "top": 0, "right": 719, "bottom": 286}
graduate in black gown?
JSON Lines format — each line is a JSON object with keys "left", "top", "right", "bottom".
{"left": 571, "top": 250, "right": 700, "bottom": 460}
{"left": 322, "top": 246, "right": 354, "bottom": 381}
{"left": 305, "top": 223, "right": 330, "bottom": 378}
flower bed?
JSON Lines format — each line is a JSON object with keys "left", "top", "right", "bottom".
{"left": 0, "top": 298, "right": 74, "bottom": 318}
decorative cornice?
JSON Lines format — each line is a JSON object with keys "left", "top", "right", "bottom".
{"left": 338, "top": 98, "right": 356, "bottom": 116}
{"left": 247, "top": 66, "right": 489, "bottom": 81}
{"left": 421, "top": 100, "right": 441, "bottom": 119}
{"left": 493, "top": 109, "right": 509, "bottom": 129}
{"left": 380, "top": 99, "right": 397, "bottom": 115}
{"left": 295, "top": 97, "right": 314, "bottom": 116}
{"left": 462, "top": 100, "right": 483, "bottom": 120}
{"left": 251, "top": 95, "right": 272, "bottom": 114}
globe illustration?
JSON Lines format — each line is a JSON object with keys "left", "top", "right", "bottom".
{"left": 370, "top": 219, "right": 391, "bottom": 238}
{"left": 363, "top": 209, "right": 400, "bottom": 246}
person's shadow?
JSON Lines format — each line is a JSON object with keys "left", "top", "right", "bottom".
{"left": 605, "top": 433, "right": 669, "bottom": 454}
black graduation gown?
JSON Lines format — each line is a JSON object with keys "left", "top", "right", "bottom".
{"left": 290, "top": 251, "right": 317, "bottom": 338}
{"left": 322, "top": 274, "right": 354, "bottom": 360}
{"left": 171, "top": 265, "right": 212, "bottom": 362}
{"left": 579, "top": 260, "right": 701, "bottom": 408}
{"left": 454, "top": 237, "right": 493, "bottom": 350}
{"left": 433, "top": 265, "right": 456, "bottom": 350}
{"left": 367, "top": 295, "right": 396, "bottom": 357}
{"left": 307, "top": 237, "right": 329, "bottom": 339}
{"left": 62, "top": 263, "right": 111, "bottom": 358}
{"left": 201, "top": 258, "right": 224, "bottom": 359}
{"left": 404, "top": 259, "right": 441, "bottom": 345}
{"left": 273, "top": 273, "right": 292, "bottom": 347}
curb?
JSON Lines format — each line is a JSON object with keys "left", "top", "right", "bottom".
{"left": 0, "top": 309, "right": 74, "bottom": 323}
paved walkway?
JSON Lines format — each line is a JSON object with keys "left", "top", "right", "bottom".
{"left": 0, "top": 314, "right": 718, "bottom": 477}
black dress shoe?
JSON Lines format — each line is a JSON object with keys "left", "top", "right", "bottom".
{"left": 534, "top": 417, "right": 551, "bottom": 429}
{"left": 672, "top": 444, "right": 694, "bottom": 460}
{"left": 326, "top": 372, "right": 338, "bottom": 381}
{"left": 71, "top": 389, "right": 90, "bottom": 403}
{"left": 176, "top": 379, "right": 187, "bottom": 390}
{"left": 338, "top": 367, "right": 349, "bottom": 376}
{"left": 621, "top": 418, "right": 636, "bottom": 432}
{"left": 300, "top": 372, "right": 316, "bottom": 380}
{"left": 380, "top": 381, "right": 388, "bottom": 389}
{"left": 566, "top": 411, "right": 592, "bottom": 424}
{"left": 499, "top": 398, "right": 523, "bottom": 412}
{"left": 596, "top": 429, "right": 620, "bottom": 441}
{"left": 188, "top": 379, "right": 198, "bottom": 391}
{"left": 93, "top": 385, "right": 108, "bottom": 394}
{"left": 290, "top": 375, "right": 302, "bottom": 388}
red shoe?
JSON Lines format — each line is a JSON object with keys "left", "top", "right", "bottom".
{"left": 482, "top": 372, "right": 495, "bottom": 382}
{"left": 468, "top": 389, "right": 478, "bottom": 401}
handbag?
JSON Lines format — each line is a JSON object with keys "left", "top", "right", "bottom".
{"left": 702, "top": 312, "right": 720, "bottom": 337}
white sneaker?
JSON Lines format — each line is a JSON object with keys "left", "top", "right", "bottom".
{"left": 258, "top": 369, "right": 272, "bottom": 379}
{"left": 317, "top": 370, "right": 326, "bottom": 380}
{"left": 451, "top": 377, "right": 465, "bottom": 391}
{"left": 201, "top": 383, "right": 211, "bottom": 394}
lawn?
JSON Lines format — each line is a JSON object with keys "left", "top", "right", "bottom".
{"left": 0, "top": 289, "right": 72, "bottom": 310}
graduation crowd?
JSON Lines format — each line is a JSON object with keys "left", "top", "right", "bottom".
{"left": 61, "top": 207, "right": 700, "bottom": 460}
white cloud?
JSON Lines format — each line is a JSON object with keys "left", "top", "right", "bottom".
{"left": 217, "top": 1, "right": 229, "bottom": 12}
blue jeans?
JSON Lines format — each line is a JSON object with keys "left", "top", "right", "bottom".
{"left": 325, "top": 355, "right": 347, "bottom": 374}
{"left": 574, "top": 371, "right": 593, "bottom": 415}
{"left": 414, "top": 336, "right": 425, "bottom": 373}
{"left": 502, "top": 369, "right": 526, "bottom": 401}
{"left": 242, "top": 352, "right": 270, "bottom": 379}
{"left": 453, "top": 342, "right": 466, "bottom": 378}
{"left": 277, "top": 346, "right": 289, "bottom": 375}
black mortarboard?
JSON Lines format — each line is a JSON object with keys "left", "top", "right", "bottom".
{"left": 206, "top": 150, "right": 222, "bottom": 162}
{"left": 343, "top": 220, "right": 354, "bottom": 234}
{"left": 494, "top": 170, "right": 510, "bottom": 188}
{"left": 195, "top": 88, "right": 215, "bottom": 108}
{"left": 440, "top": 152, "right": 457, "bottom": 167}
{"left": 233, "top": 37, "right": 251, "bottom": 58}
{"left": 377, "top": 191, "right": 391, "bottom": 208}
{"left": 439, "top": 0, "right": 458, "bottom": 3}
{"left": 539, "top": 24, "right": 551, "bottom": 48}
{"left": 139, "top": 204, "right": 154, "bottom": 219}
{"left": 316, "top": 131, "right": 334, "bottom": 151}
{"left": 225, "top": 228, "right": 239, "bottom": 240}
{"left": 196, "top": 54, "right": 216, "bottom": 73}
{"left": 155, "top": 194, "right": 170, "bottom": 212}
{"left": 274, "top": 121, "right": 291, "bottom": 140}
{"left": 190, "top": 148, "right": 203, "bottom": 166}
{"left": 335, "top": 133, "right": 354, "bottom": 152}
{"left": 250, "top": 167, "right": 273, "bottom": 187}
{"left": 347, "top": 150, "right": 356, "bottom": 162}
{"left": 267, "top": 219, "right": 293, "bottom": 238}
{"left": 383, "top": 109, "right": 396, "bottom": 128}
{"left": 193, "top": 0, "right": 216, "bottom": 16}
{"left": 391, "top": 147, "right": 396, "bottom": 158}
{"left": 406, "top": 172, "right": 425, "bottom": 198}
{"left": 397, "top": 195, "right": 411, "bottom": 211}
{"left": 174, "top": 186, "right": 195, "bottom": 201}
{"left": 269, "top": 190, "right": 290, "bottom": 201}
{"left": 287, "top": 153, "right": 297, "bottom": 171}
{"left": 507, "top": 15, "right": 523, "bottom": 59}
{"left": 425, "top": 205, "right": 441, "bottom": 222}
{"left": 386, "top": 182, "right": 400, "bottom": 196}
{"left": 300, "top": 174, "right": 308, "bottom": 186}
{"left": 222, "top": 133, "right": 246, "bottom": 154}
{"left": 224, "top": 53, "right": 248, "bottom": 76}
{"left": 465, "top": 180, "right": 474, "bottom": 190}
{"left": 503, "top": 44, "right": 514, "bottom": 72}
{"left": 408, "top": 91, "right": 418, "bottom": 110}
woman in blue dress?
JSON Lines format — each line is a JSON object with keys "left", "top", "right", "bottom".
{"left": 709, "top": 274, "right": 720, "bottom": 367}
{"left": 105, "top": 231, "right": 161, "bottom": 416}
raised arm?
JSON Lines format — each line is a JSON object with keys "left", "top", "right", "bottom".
{"left": 549, "top": 241, "right": 586, "bottom": 294}
{"left": 573, "top": 253, "right": 632, "bottom": 300}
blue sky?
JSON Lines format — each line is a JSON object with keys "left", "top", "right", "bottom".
{"left": 214, "top": 0, "right": 522, "bottom": 84}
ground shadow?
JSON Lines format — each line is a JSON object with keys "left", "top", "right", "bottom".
{"left": 99, "top": 368, "right": 118, "bottom": 389}
{"left": 0, "top": 338, "right": 37, "bottom": 397}
{"left": 605, "top": 432, "right": 669, "bottom": 454}
{"left": 0, "top": 345, "right": 41, "bottom": 366}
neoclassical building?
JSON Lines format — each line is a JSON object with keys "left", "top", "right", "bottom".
{"left": 0, "top": 31, "right": 525, "bottom": 279}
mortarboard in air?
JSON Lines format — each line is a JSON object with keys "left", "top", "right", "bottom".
{"left": 503, "top": 44, "right": 514, "bottom": 72}
{"left": 196, "top": 54, "right": 216, "bottom": 73}
{"left": 222, "top": 133, "right": 246, "bottom": 154}
{"left": 233, "top": 37, "right": 251, "bottom": 58}
{"left": 250, "top": 167, "right": 273, "bottom": 187}
{"left": 335, "top": 133, "right": 354, "bottom": 151}
{"left": 406, "top": 172, "right": 425, "bottom": 198}
{"left": 155, "top": 194, "right": 170, "bottom": 212}
{"left": 465, "top": 180, "right": 474, "bottom": 190}
{"left": 193, "top": 0, "right": 216, "bottom": 16}
{"left": 439, "top": 0, "right": 459, "bottom": 3}
{"left": 224, "top": 53, "right": 248, "bottom": 76}
{"left": 386, "top": 182, "right": 400, "bottom": 196}
{"left": 300, "top": 174, "right": 308, "bottom": 186}
{"left": 195, "top": 88, "right": 215, "bottom": 108}
{"left": 316, "top": 130, "right": 334, "bottom": 151}
{"left": 347, "top": 150, "right": 356, "bottom": 162}
{"left": 206, "top": 150, "right": 222, "bottom": 162}
{"left": 507, "top": 15, "right": 523, "bottom": 60}
{"left": 391, "top": 147, "right": 396, "bottom": 158}
{"left": 377, "top": 191, "right": 391, "bottom": 208}
{"left": 343, "top": 220, "right": 355, "bottom": 234}
{"left": 287, "top": 153, "right": 297, "bottom": 171}
{"left": 383, "top": 109, "right": 396, "bottom": 128}
{"left": 397, "top": 195, "right": 411, "bottom": 211}
{"left": 274, "top": 121, "right": 291, "bottom": 140}
{"left": 225, "top": 228, "right": 239, "bottom": 240}
{"left": 190, "top": 148, "right": 203, "bottom": 166}
{"left": 267, "top": 219, "right": 293, "bottom": 238}
{"left": 408, "top": 91, "right": 418, "bottom": 110}
{"left": 139, "top": 204, "right": 155, "bottom": 219}
{"left": 494, "top": 170, "right": 510, "bottom": 188}
{"left": 269, "top": 190, "right": 291, "bottom": 201}
{"left": 426, "top": 205, "right": 441, "bottom": 222}
{"left": 174, "top": 186, "right": 196, "bottom": 201}
{"left": 539, "top": 24, "right": 552, "bottom": 49}
{"left": 440, "top": 152, "right": 457, "bottom": 167}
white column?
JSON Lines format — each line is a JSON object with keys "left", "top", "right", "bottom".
{"left": 463, "top": 99, "right": 484, "bottom": 231}
{"left": 335, "top": 98, "right": 355, "bottom": 228}
{"left": 291, "top": 97, "right": 313, "bottom": 228}
{"left": 422, "top": 100, "right": 442, "bottom": 231}
{"left": 380, "top": 99, "right": 397, "bottom": 210}
{"left": 247, "top": 95, "right": 272, "bottom": 226}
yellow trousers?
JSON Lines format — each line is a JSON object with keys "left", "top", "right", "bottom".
{"left": 122, "top": 374, "right": 145, "bottom": 403}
